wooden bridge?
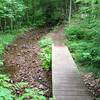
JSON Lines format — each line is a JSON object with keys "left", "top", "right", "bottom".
{"left": 52, "top": 30, "right": 94, "bottom": 100}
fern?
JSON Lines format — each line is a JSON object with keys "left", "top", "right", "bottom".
{"left": 17, "top": 88, "right": 46, "bottom": 100}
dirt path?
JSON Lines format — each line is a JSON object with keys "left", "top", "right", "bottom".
{"left": 4, "top": 28, "right": 52, "bottom": 97}
{"left": 52, "top": 28, "right": 94, "bottom": 100}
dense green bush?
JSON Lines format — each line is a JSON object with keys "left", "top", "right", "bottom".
{"left": 65, "top": 25, "right": 85, "bottom": 40}
{"left": 17, "top": 88, "right": 46, "bottom": 100}
{"left": 64, "top": 18, "right": 100, "bottom": 77}
{"left": 33, "top": 9, "right": 46, "bottom": 27}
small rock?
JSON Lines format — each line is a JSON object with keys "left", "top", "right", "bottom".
{"left": 17, "top": 53, "right": 21, "bottom": 56}
{"left": 39, "top": 84, "right": 44, "bottom": 89}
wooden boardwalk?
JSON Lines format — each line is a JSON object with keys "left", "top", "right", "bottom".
{"left": 52, "top": 30, "right": 94, "bottom": 100}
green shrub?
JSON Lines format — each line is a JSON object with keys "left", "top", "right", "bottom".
{"left": 0, "top": 74, "right": 14, "bottom": 100}
{"left": 0, "top": 88, "right": 13, "bottom": 100}
{"left": 65, "top": 19, "right": 100, "bottom": 77}
{"left": 79, "top": 52, "right": 92, "bottom": 63}
{"left": 84, "top": 29, "right": 96, "bottom": 40}
{"left": 65, "top": 25, "right": 85, "bottom": 40}
{"left": 90, "top": 47, "right": 100, "bottom": 68}
{"left": 0, "top": 74, "right": 12, "bottom": 88}
{"left": 17, "top": 88, "right": 46, "bottom": 100}
{"left": 33, "top": 8, "right": 46, "bottom": 27}
{"left": 0, "top": 74, "right": 50, "bottom": 100}
{"left": 39, "top": 38, "right": 53, "bottom": 48}
{"left": 40, "top": 46, "right": 52, "bottom": 70}
{"left": 90, "top": 26, "right": 100, "bottom": 68}
{"left": 0, "top": 44, "right": 4, "bottom": 55}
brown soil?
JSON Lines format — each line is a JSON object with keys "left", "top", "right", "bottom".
{"left": 3, "top": 27, "right": 52, "bottom": 97}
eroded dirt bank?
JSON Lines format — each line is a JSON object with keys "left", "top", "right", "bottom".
{"left": 4, "top": 28, "right": 52, "bottom": 97}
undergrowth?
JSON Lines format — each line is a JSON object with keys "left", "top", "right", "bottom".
{"left": 0, "top": 28, "right": 28, "bottom": 67}
{"left": 0, "top": 29, "right": 55, "bottom": 99}
{"left": 0, "top": 28, "right": 51, "bottom": 100}
{"left": 39, "top": 37, "right": 53, "bottom": 70}
{"left": 64, "top": 19, "right": 100, "bottom": 78}
{"left": 0, "top": 74, "right": 53, "bottom": 100}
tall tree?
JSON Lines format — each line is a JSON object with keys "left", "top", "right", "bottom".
{"left": 69, "top": 0, "right": 72, "bottom": 24}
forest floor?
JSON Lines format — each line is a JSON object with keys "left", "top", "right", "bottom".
{"left": 3, "top": 27, "right": 52, "bottom": 98}
{"left": 2, "top": 26, "right": 100, "bottom": 99}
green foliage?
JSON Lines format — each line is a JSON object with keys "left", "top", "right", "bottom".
{"left": 76, "top": 0, "right": 100, "bottom": 4}
{"left": 33, "top": 8, "right": 46, "bottom": 27}
{"left": 15, "top": 82, "right": 29, "bottom": 91}
{"left": 49, "top": 97, "right": 56, "bottom": 100}
{"left": 0, "top": 88, "right": 13, "bottom": 100}
{"left": 0, "top": 0, "right": 65, "bottom": 30}
{"left": 0, "top": 74, "right": 51, "bottom": 100}
{"left": 17, "top": 88, "right": 46, "bottom": 100}
{"left": 39, "top": 38, "right": 53, "bottom": 48}
{"left": 0, "top": 74, "right": 14, "bottom": 100}
{"left": 0, "top": 44, "right": 4, "bottom": 66}
{"left": 0, "top": 74, "right": 12, "bottom": 88}
{"left": 40, "top": 46, "right": 52, "bottom": 70}
{"left": 0, "top": 44, "right": 4, "bottom": 54}
{"left": 64, "top": 18, "right": 100, "bottom": 77}
{"left": 0, "top": 0, "right": 26, "bottom": 30}
{"left": 0, "top": 60, "right": 3, "bottom": 66}
{"left": 65, "top": 25, "right": 85, "bottom": 40}
{"left": 39, "top": 37, "right": 52, "bottom": 70}
{"left": 96, "top": 98, "right": 100, "bottom": 100}
{"left": 76, "top": 0, "right": 100, "bottom": 22}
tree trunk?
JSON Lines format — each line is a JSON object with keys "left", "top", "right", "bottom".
{"left": 69, "top": 0, "right": 72, "bottom": 24}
